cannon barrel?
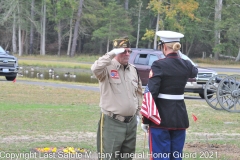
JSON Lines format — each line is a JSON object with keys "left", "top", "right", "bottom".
{"left": 215, "top": 76, "right": 240, "bottom": 86}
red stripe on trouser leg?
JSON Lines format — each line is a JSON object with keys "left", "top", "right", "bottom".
{"left": 149, "top": 128, "right": 153, "bottom": 160}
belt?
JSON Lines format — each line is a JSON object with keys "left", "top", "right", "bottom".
{"left": 105, "top": 111, "right": 135, "bottom": 123}
{"left": 158, "top": 93, "right": 184, "bottom": 100}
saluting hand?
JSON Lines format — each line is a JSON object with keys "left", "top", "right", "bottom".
{"left": 110, "top": 48, "right": 125, "bottom": 55}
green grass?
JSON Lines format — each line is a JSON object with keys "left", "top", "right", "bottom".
{"left": 16, "top": 54, "right": 101, "bottom": 69}
{"left": 0, "top": 82, "right": 101, "bottom": 136}
{"left": 0, "top": 81, "right": 100, "bottom": 158}
{"left": 194, "top": 57, "right": 240, "bottom": 66}
{"left": 0, "top": 81, "right": 240, "bottom": 159}
{"left": 15, "top": 54, "right": 100, "bottom": 63}
{"left": 19, "top": 59, "right": 92, "bottom": 69}
{"left": 0, "top": 103, "right": 98, "bottom": 134}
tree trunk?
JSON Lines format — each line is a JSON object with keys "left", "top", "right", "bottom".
{"left": 67, "top": 16, "right": 73, "bottom": 56}
{"left": 184, "top": 43, "right": 187, "bottom": 55}
{"left": 70, "top": 0, "right": 84, "bottom": 57}
{"left": 235, "top": 47, "right": 240, "bottom": 62}
{"left": 147, "top": 41, "right": 151, "bottom": 49}
{"left": 148, "top": 15, "right": 153, "bottom": 49}
{"left": 25, "top": 31, "right": 29, "bottom": 54}
{"left": 39, "top": 1, "right": 42, "bottom": 55}
{"left": 29, "top": 0, "right": 35, "bottom": 55}
{"left": 40, "top": 0, "right": 46, "bottom": 55}
{"left": 154, "top": 12, "right": 160, "bottom": 50}
{"left": 124, "top": 0, "right": 129, "bottom": 10}
{"left": 107, "top": 22, "right": 112, "bottom": 52}
{"left": 21, "top": 30, "right": 25, "bottom": 54}
{"left": 18, "top": 4, "right": 22, "bottom": 56}
{"left": 186, "top": 42, "right": 194, "bottom": 56}
{"left": 57, "top": 21, "right": 62, "bottom": 56}
{"left": 136, "top": 1, "right": 142, "bottom": 49}
{"left": 107, "top": 37, "right": 110, "bottom": 53}
{"left": 18, "top": 27, "right": 22, "bottom": 56}
{"left": 214, "top": 0, "right": 222, "bottom": 60}
{"left": 12, "top": 12, "right": 17, "bottom": 54}
{"left": 99, "top": 40, "right": 103, "bottom": 54}
{"left": 77, "top": 35, "right": 81, "bottom": 53}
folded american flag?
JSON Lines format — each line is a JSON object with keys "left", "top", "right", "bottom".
{"left": 140, "top": 85, "right": 161, "bottom": 125}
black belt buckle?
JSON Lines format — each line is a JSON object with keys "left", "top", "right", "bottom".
{"left": 124, "top": 116, "right": 133, "bottom": 123}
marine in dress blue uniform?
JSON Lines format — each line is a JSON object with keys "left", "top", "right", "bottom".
{"left": 141, "top": 31, "right": 198, "bottom": 160}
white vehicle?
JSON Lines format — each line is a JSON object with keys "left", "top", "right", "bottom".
{"left": 0, "top": 46, "right": 19, "bottom": 81}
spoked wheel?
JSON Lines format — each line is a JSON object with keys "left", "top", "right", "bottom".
{"left": 204, "top": 74, "right": 228, "bottom": 110}
{"left": 217, "top": 75, "right": 240, "bottom": 112}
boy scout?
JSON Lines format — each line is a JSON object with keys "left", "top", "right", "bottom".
{"left": 91, "top": 37, "right": 143, "bottom": 160}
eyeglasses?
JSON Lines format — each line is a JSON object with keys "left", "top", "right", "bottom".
{"left": 123, "top": 49, "right": 132, "bottom": 54}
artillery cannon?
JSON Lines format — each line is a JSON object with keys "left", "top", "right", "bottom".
{"left": 204, "top": 74, "right": 240, "bottom": 112}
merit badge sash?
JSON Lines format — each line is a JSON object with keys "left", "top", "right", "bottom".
{"left": 110, "top": 70, "right": 119, "bottom": 79}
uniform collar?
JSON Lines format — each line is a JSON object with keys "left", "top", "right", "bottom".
{"left": 166, "top": 52, "right": 179, "bottom": 58}
{"left": 112, "top": 59, "right": 130, "bottom": 70}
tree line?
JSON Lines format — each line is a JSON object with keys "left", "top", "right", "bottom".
{"left": 0, "top": 0, "right": 239, "bottom": 61}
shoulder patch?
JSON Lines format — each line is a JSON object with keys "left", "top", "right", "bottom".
{"left": 110, "top": 70, "right": 119, "bottom": 79}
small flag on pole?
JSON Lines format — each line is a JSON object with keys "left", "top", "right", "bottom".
{"left": 13, "top": 78, "right": 16, "bottom": 83}
{"left": 192, "top": 114, "right": 198, "bottom": 122}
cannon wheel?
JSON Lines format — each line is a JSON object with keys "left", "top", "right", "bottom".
{"left": 204, "top": 74, "right": 228, "bottom": 110}
{"left": 217, "top": 75, "right": 240, "bottom": 112}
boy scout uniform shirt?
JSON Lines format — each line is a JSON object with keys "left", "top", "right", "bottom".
{"left": 91, "top": 51, "right": 143, "bottom": 117}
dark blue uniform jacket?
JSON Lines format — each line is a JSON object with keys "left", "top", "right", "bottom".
{"left": 143, "top": 53, "right": 198, "bottom": 129}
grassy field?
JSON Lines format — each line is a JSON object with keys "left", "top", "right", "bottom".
{"left": 0, "top": 55, "right": 240, "bottom": 159}
{"left": 1, "top": 80, "right": 240, "bottom": 160}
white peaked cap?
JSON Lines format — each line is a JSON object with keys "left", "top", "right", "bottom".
{"left": 156, "top": 30, "right": 184, "bottom": 43}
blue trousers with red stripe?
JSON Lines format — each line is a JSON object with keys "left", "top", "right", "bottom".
{"left": 149, "top": 127, "right": 186, "bottom": 160}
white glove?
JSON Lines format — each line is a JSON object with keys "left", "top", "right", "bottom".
{"left": 141, "top": 124, "right": 149, "bottom": 133}
{"left": 136, "top": 116, "right": 140, "bottom": 125}
{"left": 110, "top": 48, "right": 125, "bottom": 55}
{"left": 178, "top": 50, "right": 196, "bottom": 66}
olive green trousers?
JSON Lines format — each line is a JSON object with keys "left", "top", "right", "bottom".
{"left": 97, "top": 113, "right": 137, "bottom": 160}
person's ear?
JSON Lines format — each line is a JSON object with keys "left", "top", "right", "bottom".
{"left": 163, "top": 44, "right": 167, "bottom": 52}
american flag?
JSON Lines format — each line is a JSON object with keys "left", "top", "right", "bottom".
{"left": 140, "top": 85, "right": 161, "bottom": 125}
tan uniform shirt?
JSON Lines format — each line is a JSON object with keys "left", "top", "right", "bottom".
{"left": 91, "top": 51, "right": 143, "bottom": 116}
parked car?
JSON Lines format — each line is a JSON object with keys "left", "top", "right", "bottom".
{"left": 129, "top": 48, "right": 217, "bottom": 99}
{"left": 0, "top": 46, "right": 19, "bottom": 81}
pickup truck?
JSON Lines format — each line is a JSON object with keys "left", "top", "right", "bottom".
{"left": 129, "top": 48, "right": 217, "bottom": 99}
{"left": 0, "top": 46, "right": 19, "bottom": 81}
